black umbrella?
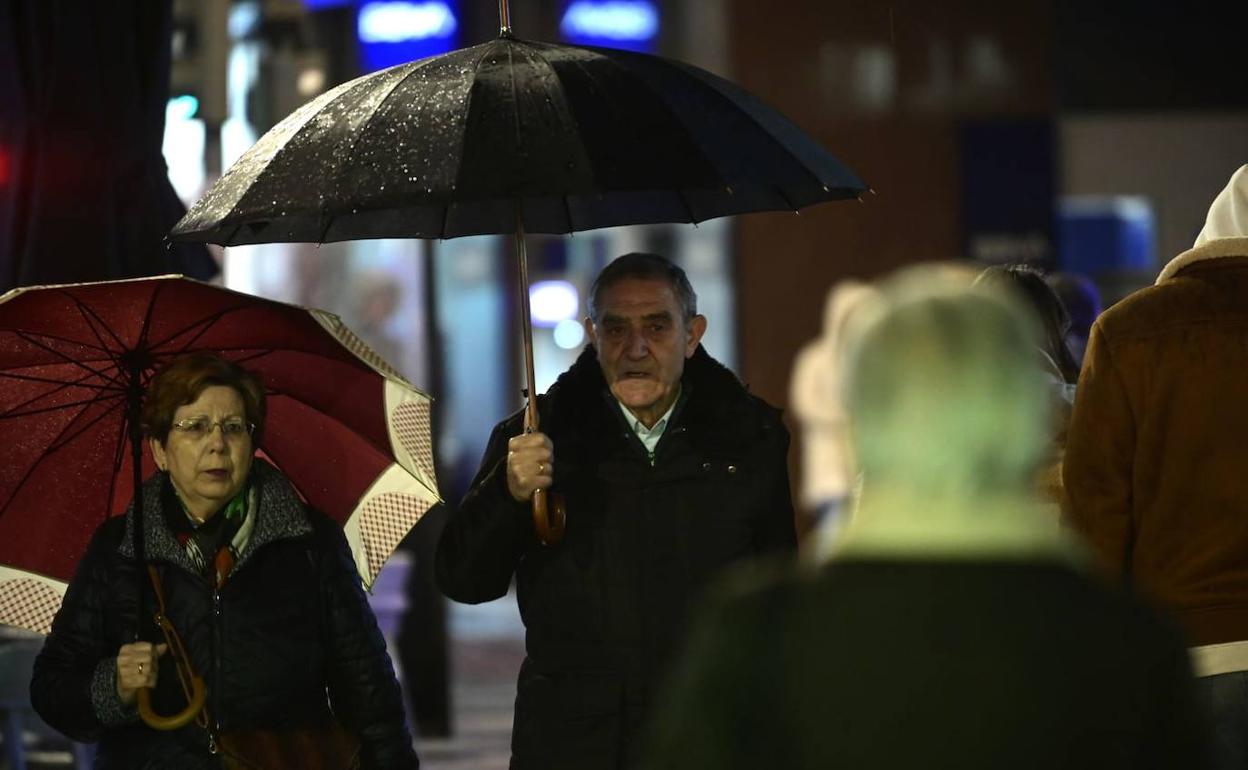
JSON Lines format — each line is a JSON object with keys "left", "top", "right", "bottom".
{"left": 171, "top": 1, "right": 868, "bottom": 543}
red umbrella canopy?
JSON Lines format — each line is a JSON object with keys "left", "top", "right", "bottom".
{"left": 0, "top": 276, "right": 438, "bottom": 632}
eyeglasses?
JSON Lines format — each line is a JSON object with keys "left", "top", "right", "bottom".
{"left": 170, "top": 417, "right": 254, "bottom": 441}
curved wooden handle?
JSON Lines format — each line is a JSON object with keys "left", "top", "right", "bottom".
{"left": 532, "top": 488, "right": 566, "bottom": 545}
{"left": 137, "top": 676, "right": 207, "bottom": 731}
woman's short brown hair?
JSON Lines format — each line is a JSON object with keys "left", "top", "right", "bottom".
{"left": 142, "top": 354, "right": 266, "bottom": 443}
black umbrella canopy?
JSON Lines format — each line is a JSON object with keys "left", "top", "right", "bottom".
{"left": 171, "top": 34, "right": 867, "bottom": 245}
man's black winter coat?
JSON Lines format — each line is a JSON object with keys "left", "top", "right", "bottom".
{"left": 436, "top": 345, "right": 796, "bottom": 769}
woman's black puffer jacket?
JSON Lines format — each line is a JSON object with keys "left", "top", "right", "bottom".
{"left": 30, "top": 460, "right": 419, "bottom": 769}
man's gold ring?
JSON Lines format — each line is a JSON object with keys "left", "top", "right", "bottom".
{"left": 137, "top": 662, "right": 144, "bottom": 675}
{"left": 538, "top": 463, "right": 545, "bottom": 474}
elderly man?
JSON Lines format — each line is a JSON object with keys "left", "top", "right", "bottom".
{"left": 435, "top": 252, "right": 796, "bottom": 770}
{"left": 1064, "top": 164, "right": 1248, "bottom": 768}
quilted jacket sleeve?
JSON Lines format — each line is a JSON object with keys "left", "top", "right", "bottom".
{"left": 318, "top": 518, "right": 419, "bottom": 769}
{"left": 434, "top": 417, "right": 535, "bottom": 604}
{"left": 30, "top": 518, "right": 135, "bottom": 742}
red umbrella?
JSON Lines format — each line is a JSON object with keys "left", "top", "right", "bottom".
{"left": 0, "top": 275, "right": 440, "bottom": 635}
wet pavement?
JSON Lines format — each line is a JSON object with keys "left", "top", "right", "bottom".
{"left": 371, "top": 555, "right": 525, "bottom": 770}
{"left": 417, "top": 633, "right": 523, "bottom": 770}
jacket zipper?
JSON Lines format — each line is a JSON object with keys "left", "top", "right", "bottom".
{"left": 211, "top": 586, "right": 223, "bottom": 740}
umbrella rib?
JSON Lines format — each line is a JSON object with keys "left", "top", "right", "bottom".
{"left": 773, "top": 185, "right": 799, "bottom": 212}
{"left": 0, "top": 369, "right": 125, "bottom": 425}
{"left": 328, "top": 59, "right": 444, "bottom": 226}
{"left": 42, "top": 393, "right": 128, "bottom": 457}
{"left": 508, "top": 46, "right": 524, "bottom": 165}
{"left": 0, "top": 393, "right": 126, "bottom": 420}
{"left": 435, "top": 42, "right": 500, "bottom": 240}
{"left": 676, "top": 190, "right": 698, "bottom": 224}
{"left": 0, "top": 394, "right": 126, "bottom": 524}
{"left": 538, "top": 48, "right": 699, "bottom": 198}
{"left": 145, "top": 300, "right": 261, "bottom": 356}
{"left": 0, "top": 369, "right": 125, "bottom": 394}
{"left": 221, "top": 67, "right": 408, "bottom": 241}
{"left": 0, "top": 328, "right": 112, "bottom": 355}
{"left": 105, "top": 396, "right": 130, "bottom": 523}
{"left": 70, "top": 293, "right": 131, "bottom": 353}
{"left": 132, "top": 283, "right": 166, "bottom": 372}
{"left": 672, "top": 63, "right": 851, "bottom": 199}
{"left": 15, "top": 331, "right": 117, "bottom": 381}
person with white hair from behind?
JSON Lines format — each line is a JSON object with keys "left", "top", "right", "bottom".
{"left": 789, "top": 280, "right": 877, "bottom": 552}
{"left": 644, "top": 264, "right": 1209, "bottom": 770}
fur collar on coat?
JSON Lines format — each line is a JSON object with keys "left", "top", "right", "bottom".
{"left": 1157, "top": 164, "right": 1248, "bottom": 284}
{"left": 539, "top": 344, "right": 777, "bottom": 452}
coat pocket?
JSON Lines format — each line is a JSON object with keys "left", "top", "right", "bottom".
{"left": 691, "top": 458, "right": 759, "bottom": 562}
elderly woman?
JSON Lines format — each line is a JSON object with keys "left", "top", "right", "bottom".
{"left": 30, "top": 354, "right": 419, "bottom": 769}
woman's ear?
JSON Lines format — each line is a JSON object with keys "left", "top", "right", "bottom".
{"left": 150, "top": 437, "right": 167, "bottom": 472}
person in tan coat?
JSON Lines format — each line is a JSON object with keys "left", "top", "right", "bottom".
{"left": 1064, "top": 164, "right": 1248, "bottom": 769}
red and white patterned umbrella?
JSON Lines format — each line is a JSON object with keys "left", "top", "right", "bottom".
{"left": 0, "top": 275, "right": 439, "bottom": 633}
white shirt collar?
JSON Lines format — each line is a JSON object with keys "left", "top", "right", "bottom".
{"left": 617, "top": 388, "right": 680, "bottom": 459}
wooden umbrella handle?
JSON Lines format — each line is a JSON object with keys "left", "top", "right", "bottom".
{"left": 514, "top": 214, "right": 565, "bottom": 545}
{"left": 137, "top": 676, "right": 207, "bottom": 731}
{"left": 532, "top": 489, "right": 566, "bottom": 545}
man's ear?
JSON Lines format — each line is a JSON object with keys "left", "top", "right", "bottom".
{"left": 150, "top": 437, "right": 167, "bottom": 471}
{"left": 685, "top": 315, "right": 708, "bottom": 357}
{"left": 583, "top": 316, "right": 597, "bottom": 347}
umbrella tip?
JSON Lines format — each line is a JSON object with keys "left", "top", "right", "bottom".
{"left": 498, "top": 0, "right": 516, "bottom": 37}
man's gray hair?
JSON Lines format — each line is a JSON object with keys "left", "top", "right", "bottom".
{"left": 588, "top": 253, "right": 698, "bottom": 323}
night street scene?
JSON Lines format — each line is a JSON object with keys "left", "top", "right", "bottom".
{"left": 2, "top": 1, "right": 1247, "bottom": 768}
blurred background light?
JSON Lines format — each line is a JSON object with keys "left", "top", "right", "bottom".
{"left": 358, "top": 1, "right": 457, "bottom": 43}
{"left": 560, "top": 0, "right": 659, "bottom": 52}
{"left": 297, "top": 67, "right": 327, "bottom": 96}
{"left": 167, "top": 94, "right": 200, "bottom": 121}
{"left": 228, "top": 2, "right": 262, "bottom": 39}
{"left": 357, "top": 0, "right": 459, "bottom": 71}
{"left": 163, "top": 97, "right": 206, "bottom": 204}
{"left": 529, "top": 280, "right": 579, "bottom": 327}
{"left": 553, "top": 319, "right": 586, "bottom": 350}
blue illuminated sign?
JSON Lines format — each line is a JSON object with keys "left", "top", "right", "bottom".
{"left": 560, "top": 0, "right": 659, "bottom": 52}
{"left": 357, "top": 0, "right": 459, "bottom": 71}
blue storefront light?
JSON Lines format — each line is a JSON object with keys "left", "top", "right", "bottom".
{"left": 560, "top": 0, "right": 659, "bottom": 52}
{"left": 357, "top": 0, "right": 459, "bottom": 71}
